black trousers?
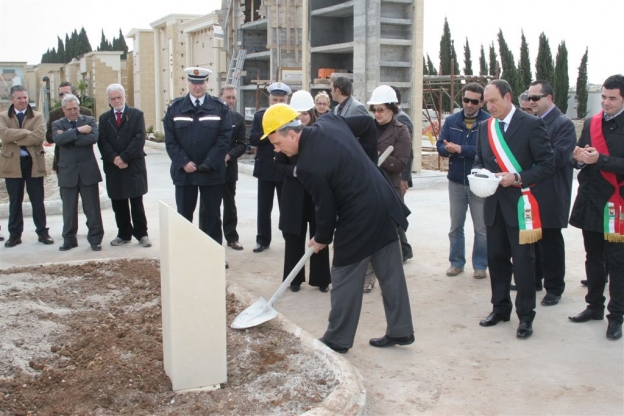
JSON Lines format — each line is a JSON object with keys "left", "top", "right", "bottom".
{"left": 176, "top": 184, "right": 223, "bottom": 244}
{"left": 282, "top": 199, "right": 331, "bottom": 287}
{"left": 487, "top": 204, "right": 536, "bottom": 322}
{"left": 111, "top": 196, "right": 148, "bottom": 241}
{"left": 582, "top": 230, "right": 624, "bottom": 323}
{"left": 5, "top": 156, "right": 48, "bottom": 238}
{"left": 256, "top": 179, "right": 282, "bottom": 246}
{"left": 535, "top": 227, "right": 566, "bottom": 296}
{"left": 222, "top": 180, "right": 239, "bottom": 243}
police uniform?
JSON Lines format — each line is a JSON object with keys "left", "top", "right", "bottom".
{"left": 163, "top": 67, "right": 233, "bottom": 244}
{"left": 248, "top": 82, "right": 292, "bottom": 252}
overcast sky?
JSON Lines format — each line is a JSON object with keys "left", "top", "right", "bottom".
{"left": 1, "top": 0, "right": 621, "bottom": 85}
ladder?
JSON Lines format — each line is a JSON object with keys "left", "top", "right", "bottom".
{"left": 225, "top": 49, "right": 247, "bottom": 86}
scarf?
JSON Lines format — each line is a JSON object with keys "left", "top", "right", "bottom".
{"left": 590, "top": 111, "right": 624, "bottom": 242}
{"left": 487, "top": 118, "right": 542, "bottom": 244}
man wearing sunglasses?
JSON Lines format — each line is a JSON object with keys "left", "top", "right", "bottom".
{"left": 46, "top": 82, "right": 93, "bottom": 173}
{"left": 527, "top": 80, "right": 576, "bottom": 307}
{"left": 436, "top": 83, "right": 491, "bottom": 279}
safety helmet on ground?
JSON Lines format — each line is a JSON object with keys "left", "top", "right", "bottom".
{"left": 290, "top": 90, "right": 315, "bottom": 112}
{"left": 261, "top": 103, "right": 301, "bottom": 140}
{"left": 367, "top": 85, "right": 398, "bottom": 105}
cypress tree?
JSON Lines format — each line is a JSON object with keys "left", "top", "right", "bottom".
{"left": 464, "top": 38, "right": 473, "bottom": 75}
{"left": 488, "top": 42, "right": 498, "bottom": 76}
{"left": 98, "top": 30, "right": 108, "bottom": 51}
{"left": 423, "top": 57, "right": 428, "bottom": 75}
{"left": 575, "top": 48, "right": 589, "bottom": 119}
{"left": 498, "top": 30, "right": 520, "bottom": 103}
{"left": 426, "top": 54, "right": 438, "bottom": 75}
{"left": 117, "top": 29, "right": 128, "bottom": 59}
{"left": 554, "top": 41, "right": 569, "bottom": 113}
{"left": 439, "top": 18, "right": 453, "bottom": 76}
{"left": 479, "top": 44, "right": 488, "bottom": 76}
{"left": 77, "top": 27, "right": 92, "bottom": 56}
{"left": 518, "top": 31, "right": 532, "bottom": 91}
{"left": 65, "top": 33, "right": 73, "bottom": 61}
{"left": 535, "top": 33, "right": 554, "bottom": 82}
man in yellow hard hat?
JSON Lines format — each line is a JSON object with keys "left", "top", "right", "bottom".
{"left": 262, "top": 104, "right": 414, "bottom": 353}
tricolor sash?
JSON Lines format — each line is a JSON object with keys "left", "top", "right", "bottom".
{"left": 590, "top": 112, "right": 624, "bottom": 242}
{"left": 487, "top": 118, "right": 542, "bottom": 244}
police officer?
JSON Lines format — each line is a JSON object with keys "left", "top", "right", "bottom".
{"left": 248, "top": 82, "right": 292, "bottom": 253}
{"left": 163, "top": 67, "right": 233, "bottom": 245}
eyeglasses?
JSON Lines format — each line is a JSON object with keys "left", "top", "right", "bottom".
{"left": 371, "top": 107, "right": 387, "bottom": 114}
{"left": 527, "top": 95, "right": 546, "bottom": 102}
{"left": 462, "top": 97, "right": 481, "bottom": 105}
{"left": 316, "top": 102, "right": 328, "bottom": 106}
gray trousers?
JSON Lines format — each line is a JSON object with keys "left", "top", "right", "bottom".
{"left": 60, "top": 183, "right": 104, "bottom": 245}
{"left": 323, "top": 240, "right": 414, "bottom": 348}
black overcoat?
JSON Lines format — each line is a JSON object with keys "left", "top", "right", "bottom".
{"left": 225, "top": 110, "right": 248, "bottom": 183}
{"left": 249, "top": 109, "right": 283, "bottom": 182}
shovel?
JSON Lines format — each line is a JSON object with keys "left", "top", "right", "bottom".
{"left": 231, "top": 146, "right": 396, "bottom": 329}
{"left": 231, "top": 246, "right": 315, "bottom": 329}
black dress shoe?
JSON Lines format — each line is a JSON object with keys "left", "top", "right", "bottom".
{"left": 517, "top": 321, "right": 533, "bottom": 339}
{"left": 319, "top": 337, "right": 349, "bottom": 354}
{"left": 479, "top": 312, "right": 511, "bottom": 327}
{"left": 91, "top": 243, "right": 102, "bottom": 251}
{"left": 4, "top": 236, "right": 22, "bottom": 248}
{"left": 607, "top": 321, "right": 622, "bottom": 340}
{"left": 568, "top": 307, "right": 604, "bottom": 323}
{"left": 253, "top": 243, "right": 269, "bottom": 253}
{"left": 227, "top": 241, "right": 244, "bottom": 250}
{"left": 59, "top": 243, "right": 78, "bottom": 251}
{"left": 289, "top": 284, "right": 300, "bottom": 292}
{"left": 369, "top": 333, "right": 415, "bottom": 348}
{"left": 403, "top": 252, "right": 414, "bottom": 263}
{"left": 541, "top": 293, "right": 561, "bottom": 306}
{"left": 319, "top": 285, "right": 329, "bottom": 293}
{"left": 38, "top": 234, "right": 54, "bottom": 245}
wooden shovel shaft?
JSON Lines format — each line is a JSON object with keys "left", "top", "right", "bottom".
{"left": 267, "top": 246, "right": 315, "bottom": 307}
{"left": 378, "top": 145, "right": 393, "bottom": 167}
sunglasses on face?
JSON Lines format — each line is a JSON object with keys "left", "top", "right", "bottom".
{"left": 371, "top": 107, "right": 388, "bottom": 114}
{"left": 527, "top": 95, "right": 546, "bottom": 102}
{"left": 462, "top": 97, "right": 480, "bottom": 105}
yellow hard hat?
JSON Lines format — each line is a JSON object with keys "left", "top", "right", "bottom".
{"left": 260, "top": 103, "right": 300, "bottom": 140}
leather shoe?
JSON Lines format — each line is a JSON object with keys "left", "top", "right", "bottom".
{"left": 227, "top": 241, "right": 244, "bottom": 250}
{"left": 38, "top": 234, "right": 54, "bottom": 245}
{"left": 4, "top": 236, "right": 22, "bottom": 248}
{"left": 446, "top": 266, "right": 463, "bottom": 276}
{"left": 59, "top": 243, "right": 78, "bottom": 251}
{"left": 607, "top": 321, "right": 622, "bottom": 340}
{"left": 369, "top": 333, "right": 415, "bottom": 348}
{"left": 253, "top": 243, "right": 269, "bottom": 253}
{"left": 479, "top": 312, "right": 510, "bottom": 327}
{"left": 541, "top": 293, "right": 561, "bottom": 306}
{"left": 91, "top": 243, "right": 102, "bottom": 251}
{"left": 516, "top": 321, "right": 533, "bottom": 339}
{"left": 319, "top": 285, "right": 329, "bottom": 293}
{"left": 289, "top": 284, "right": 300, "bottom": 292}
{"left": 569, "top": 307, "right": 604, "bottom": 323}
{"left": 319, "top": 337, "right": 349, "bottom": 354}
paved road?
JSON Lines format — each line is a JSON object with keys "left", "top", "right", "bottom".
{"left": 1, "top": 144, "right": 621, "bottom": 415}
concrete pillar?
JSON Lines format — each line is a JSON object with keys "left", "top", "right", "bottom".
{"left": 412, "top": 0, "right": 424, "bottom": 173}
{"left": 159, "top": 202, "right": 227, "bottom": 392}
{"left": 154, "top": 29, "right": 163, "bottom": 132}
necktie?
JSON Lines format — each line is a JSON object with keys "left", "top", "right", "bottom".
{"left": 71, "top": 120, "right": 77, "bottom": 129}
{"left": 499, "top": 121, "right": 506, "bottom": 134}
{"left": 116, "top": 111, "right": 122, "bottom": 127}
{"left": 195, "top": 99, "right": 200, "bottom": 109}
{"left": 16, "top": 112, "right": 27, "bottom": 154}
{"left": 16, "top": 112, "right": 24, "bottom": 127}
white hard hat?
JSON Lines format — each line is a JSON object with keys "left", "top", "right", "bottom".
{"left": 367, "top": 85, "right": 398, "bottom": 105}
{"left": 467, "top": 169, "right": 501, "bottom": 197}
{"left": 290, "top": 90, "right": 315, "bottom": 112}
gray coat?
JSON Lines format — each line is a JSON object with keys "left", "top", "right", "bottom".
{"left": 52, "top": 115, "right": 102, "bottom": 188}
{"left": 332, "top": 96, "right": 369, "bottom": 117}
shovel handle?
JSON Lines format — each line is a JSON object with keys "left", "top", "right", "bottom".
{"left": 267, "top": 246, "right": 315, "bottom": 307}
{"left": 378, "top": 145, "right": 394, "bottom": 167}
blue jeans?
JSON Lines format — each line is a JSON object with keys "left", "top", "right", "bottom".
{"left": 448, "top": 180, "right": 487, "bottom": 271}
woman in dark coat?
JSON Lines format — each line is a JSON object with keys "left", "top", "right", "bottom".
{"left": 97, "top": 84, "right": 150, "bottom": 247}
{"left": 274, "top": 90, "right": 331, "bottom": 292}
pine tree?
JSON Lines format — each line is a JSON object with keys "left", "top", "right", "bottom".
{"left": 498, "top": 30, "right": 520, "bottom": 103}
{"left": 517, "top": 31, "right": 532, "bottom": 92}
{"left": 479, "top": 44, "right": 488, "bottom": 76}
{"left": 426, "top": 54, "right": 438, "bottom": 75}
{"left": 463, "top": 38, "right": 473, "bottom": 75}
{"left": 117, "top": 29, "right": 128, "bottom": 59}
{"left": 575, "top": 48, "right": 589, "bottom": 119}
{"left": 554, "top": 41, "right": 570, "bottom": 113}
{"left": 535, "top": 33, "right": 554, "bottom": 82}
{"left": 488, "top": 42, "right": 498, "bottom": 76}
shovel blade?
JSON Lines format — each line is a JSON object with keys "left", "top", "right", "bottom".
{"left": 230, "top": 297, "right": 278, "bottom": 329}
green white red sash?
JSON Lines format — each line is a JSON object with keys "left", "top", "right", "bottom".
{"left": 590, "top": 112, "right": 624, "bottom": 242}
{"left": 487, "top": 118, "right": 542, "bottom": 244}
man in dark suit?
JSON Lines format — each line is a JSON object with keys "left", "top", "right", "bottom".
{"left": 528, "top": 80, "right": 577, "bottom": 306}
{"left": 46, "top": 82, "right": 93, "bottom": 173}
{"left": 248, "top": 82, "right": 291, "bottom": 253}
{"left": 98, "top": 83, "right": 150, "bottom": 248}
{"left": 52, "top": 94, "right": 104, "bottom": 251}
{"left": 330, "top": 76, "right": 369, "bottom": 117}
{"left": 473, "top": 79, "right": 554, "bottom": 339}
{"left": 263, "top": 104, "right": 414, "bottom": 353}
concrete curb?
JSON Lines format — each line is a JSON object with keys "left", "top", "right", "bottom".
{"left": 227, "top": 282, "right": 367, "bottom": 416}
